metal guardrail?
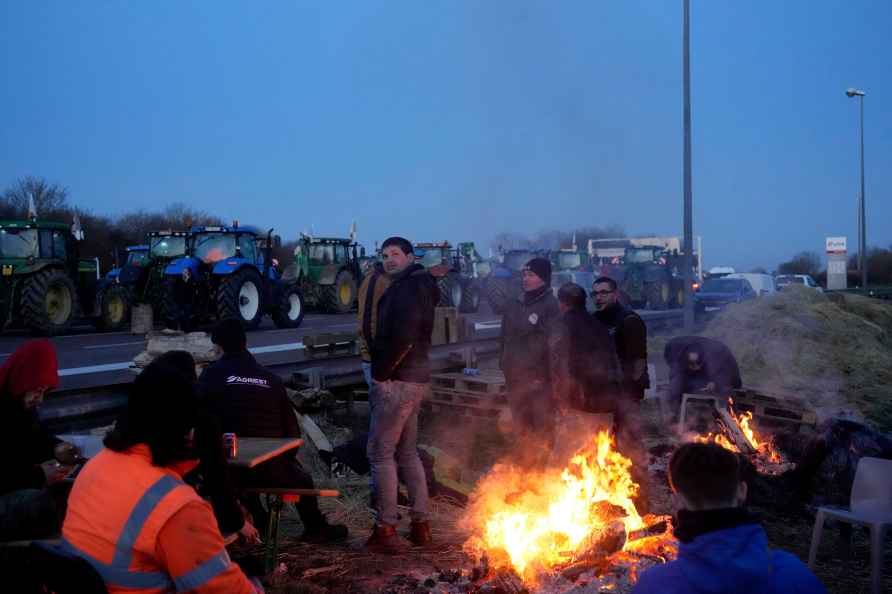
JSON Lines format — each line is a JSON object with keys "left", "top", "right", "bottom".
{"left": 38, "top": 309, "right": 688, "bottom": 433}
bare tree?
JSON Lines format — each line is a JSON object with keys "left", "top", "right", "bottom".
{"left": 1, "top": 176, "right": 70, "bottom": 217}
{"left": 778, "top": 251, "right": 822, "bottom": 277}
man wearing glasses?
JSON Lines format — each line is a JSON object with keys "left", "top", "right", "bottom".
{"left": 592, "top": 276, "right": 650, "bottom": 510}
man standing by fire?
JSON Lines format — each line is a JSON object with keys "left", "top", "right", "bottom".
{"left": 365, "top": 237, "right": 438, "bottom": 554}
{"left": 493, "top": 258, "right": 561, "bottom": 461}
{"left": 592, "top": 276, "right": 650, "bottom": 509}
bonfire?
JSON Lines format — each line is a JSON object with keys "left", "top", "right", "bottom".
{"left": 462, "top": 431, "right": 676, "bottom": 591}
{"left": 694, "top": 397, "right": 793, "bottom": 475}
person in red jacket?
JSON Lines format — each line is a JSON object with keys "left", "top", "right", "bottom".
{"left": 61, "top": 358, "right": 262, "bottom": 593}
{"left": 0, "top": 340, "right": 79, "bottom": 541}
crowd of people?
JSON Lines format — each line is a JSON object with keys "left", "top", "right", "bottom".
{"left": 0, "top": 236, "right": 828, "bottom": 593}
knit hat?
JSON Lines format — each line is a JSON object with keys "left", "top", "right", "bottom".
{"left": 524, "top": 257, "right": 552, "bottom": 286}
{"left": 0, "top": 340, "right": 59, "bottom": 400}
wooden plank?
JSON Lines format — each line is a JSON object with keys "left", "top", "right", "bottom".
{"left": 431, "top": 388, "right": 509, "bottom": 406}
{"left": 295, "top": 411, "right": 333, "bottom": 453}
{"left": 431, "top": 371, "right": 506, "bottom": 394}
{"left": 713, "top": 406, "right": 757, "bottom": 455}
{"left": 227, "top": 437, "right": 304, "bottom": 469}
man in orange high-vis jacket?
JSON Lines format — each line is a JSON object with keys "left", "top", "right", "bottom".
{"left": 59, "top": 359, "right": 261, "bottom": 594}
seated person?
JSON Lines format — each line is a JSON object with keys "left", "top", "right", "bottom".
{"left": 149, "top": 350, "right": 261, "bottom": 545}
{"left": 198, "top": 319, "right": 347, "bottom": 543}
{"left": 631, "top": 443, "right": 827, "bottom": 594}
{"left": 61, "top": 360, "right": 262, "bottom": 593}
{"left": 0, "top": 340, "right": 79, "bottom": 541}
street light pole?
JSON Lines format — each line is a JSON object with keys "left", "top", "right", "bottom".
{"left": 846, "top": 88, "right": 867, "bottom": 290}
{"left": 682, "top": 0, "right": 694, "bottom": 330}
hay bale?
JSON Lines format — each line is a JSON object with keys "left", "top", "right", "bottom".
{"left": 695, "top": 287, "right": 892, "bottom": 431}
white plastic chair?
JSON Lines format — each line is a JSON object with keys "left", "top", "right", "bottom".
{"left": 808, "top": 456, "right": 892, "bottom": 594}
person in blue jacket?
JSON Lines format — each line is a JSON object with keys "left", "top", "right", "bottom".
{"left": 632, "top": 442, "right": 827, "bottom": 594}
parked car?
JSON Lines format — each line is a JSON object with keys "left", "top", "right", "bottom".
{"left": 726, "top": 273, "right": 777, "bottom": 297}
{"left": 694, "top": 277, "right": 757, "bottom": 312}
{"left": 776, "top": 274, "right": 823, "bottom": 292}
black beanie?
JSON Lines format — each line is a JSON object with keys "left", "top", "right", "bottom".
{"left": 524, "top": 257, "right": 552, "bottom": 286}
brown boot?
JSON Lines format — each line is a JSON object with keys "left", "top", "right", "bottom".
{"left": 409, "top": 521, "right": 432, "bottom": 546}
{"left": 365, "top": 523, "right": 410, "bottom": 555}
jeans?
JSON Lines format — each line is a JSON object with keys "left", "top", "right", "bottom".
{"left": 361, "top": 361, "right": 373, "bottom": 388}
{"left": 367, "top": 380, "right": 429, "bottom": 527}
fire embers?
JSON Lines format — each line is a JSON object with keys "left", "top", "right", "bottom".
{"left": 461, "top": 431, "right": 677, "bottom": 591}
{"left": 693, "top": 398, "right": 794, "bottom": 475}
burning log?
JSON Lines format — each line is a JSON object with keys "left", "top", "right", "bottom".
{"left": 713, "top": 405, "right": 756, "bottom": 455}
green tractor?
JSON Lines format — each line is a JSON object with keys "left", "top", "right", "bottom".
{"left": 414, "top": 241, "right": 484, "bottom": 313}
{"left": 0, "top": 219, "right": 116, "bottom": 335}
{"left": 283, "top": 236, "right": 364, "bottom": 314}
{"left": 102, "top": 231, "right": 188, "bottom": 328}
{"left": 600, "top": 245, "right": 686, "bottom": 310}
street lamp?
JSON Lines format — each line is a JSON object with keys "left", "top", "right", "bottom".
{"left": 845, "top": 87, "right": 866, "bottom": 290}
{"left": 682, "top": 0, "right": 694, "bottom": 330}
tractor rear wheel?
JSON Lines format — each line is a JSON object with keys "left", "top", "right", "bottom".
{"left": 21, "top": 268, "right": 78, "bottom": 336}
{"left": 437, "top": 272, "right": 463, "bottom": 308}
{"left": 459, "top": 280, "right": 480, "bottom": 313}
{"left": 217, "top": 269, "right": 264, "bottom": 329}
{"left": 320, "top": 269, "right": 356, "bottom": 314}
{"left": 646, "top": 280, "right": 670, "bottom": 310}
{"left": 272, "top": 283, "right": 306, "bottom": 328}
{"left": 95, "top": 284, "right": 132, "bottom": 332}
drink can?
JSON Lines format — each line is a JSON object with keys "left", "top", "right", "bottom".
{"left": 222, "top": 433, "right": 238, "bottom": 459}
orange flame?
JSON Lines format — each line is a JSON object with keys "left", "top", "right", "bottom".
{"left": 462, "top": 431, "right": 650, "bottom": 581}
{"left": 696, "top": 398, "right": 784, "bottom": 465}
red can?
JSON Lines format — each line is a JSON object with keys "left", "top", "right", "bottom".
{"left": 222, "top": 433, "right": 238, "bottom": 459}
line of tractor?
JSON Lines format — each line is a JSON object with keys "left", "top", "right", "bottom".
{"left": 0, "top": 215, "right": 699, "bottom": 336}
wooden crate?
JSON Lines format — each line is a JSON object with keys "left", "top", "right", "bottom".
{"left": 302, "top": 332, "right": 358, "bottom": 359}
{"left": 729, "top": 389, "right": 818, "bottom": 425}
{"left": 431, "top": 370, "right": 506, "bottom": 395}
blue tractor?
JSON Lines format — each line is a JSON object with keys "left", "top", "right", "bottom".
{"left": 160, "top": 224, "right": 305, "bottom": 331}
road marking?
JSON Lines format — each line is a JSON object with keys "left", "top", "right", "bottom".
{"left": 58, "top": 362, "right": 134, "bottom": 376}
{"left": 474, "top": 320, "right": 501, "bottom": 330}
{"left": 84, "top": 341, "right": 147, "bottom": 350}
{"left": 57, "top": 341, "right": 307, "bottom": 376}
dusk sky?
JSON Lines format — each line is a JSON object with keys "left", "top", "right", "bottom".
{"left": 2, "top": 1, "right": 889, "bottom": 271}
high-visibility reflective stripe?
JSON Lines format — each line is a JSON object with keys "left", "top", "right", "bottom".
{"left": 58, "top": 538, "right": 173, "bottom": 590}
{"left": 113, "top": 474, "right": 181, "bottom": 566}
{"left": 173, "top": 549, "right": 232, "bottom": 592}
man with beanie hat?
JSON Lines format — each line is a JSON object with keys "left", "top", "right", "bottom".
{"left": 496, "top": 257, "right": 561, "bottom": 458}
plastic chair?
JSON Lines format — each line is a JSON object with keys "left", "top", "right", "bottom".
{"left": 808, "top": 456, "right": 892, "bottom": 594}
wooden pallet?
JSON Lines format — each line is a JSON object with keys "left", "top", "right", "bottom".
{"left": 431, "top": 370, "right": 506, "bottom": 394}
{"left": 680, "top": 390, "right": 817, "bottom": 430}
{"left": 431, "top": 387, "right": 509, "bottom": 407}
{"left": 422, "top": 397, "right": 506, "bottom": 420}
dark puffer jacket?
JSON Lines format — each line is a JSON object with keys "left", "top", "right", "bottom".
{"left": 371, "top": 263, "right": 438, "bottom": 383}
{"left": 499, "top": 286, "right": 561, "bottom": 389}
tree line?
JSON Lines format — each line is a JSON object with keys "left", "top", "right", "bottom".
{"left": 777, "top": 249, "right": 892, "bottom": 286}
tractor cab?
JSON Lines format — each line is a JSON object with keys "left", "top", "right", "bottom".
{"left": 0, "top": 219, "right": 103, "bottom": 335}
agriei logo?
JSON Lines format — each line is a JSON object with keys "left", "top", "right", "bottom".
{"left": 226, "top": 375, "right": 270, "bottom": 388}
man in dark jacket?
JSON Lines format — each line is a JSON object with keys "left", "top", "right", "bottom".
{"left": 553, "top": 283, "right": 620, "bottom": 413}
{"left": 198, "top": 319, "right": 347, "bottom": 544}
{"left": 366, "top": 236, "right": 438, "bottom": 554}
{"left": 592, "top": 276, "right": 649, "bottom": 509}
{"left": 664, "top": 336, "right": 742, "bottom": 422}
{"left": 496, "top": 257, "right": 561, "bottom": 448}
{"left": 631, "top": 443, "right": 827, "bottom": 594}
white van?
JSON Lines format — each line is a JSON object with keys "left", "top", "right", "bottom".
{"left": 726, "top": 273, "right": 777, "bottom": 297}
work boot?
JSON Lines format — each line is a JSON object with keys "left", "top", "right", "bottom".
{"left": 365, "top": 523, "right": 410, "bottom": 555}
{"left": 300, "top": 520, "right": 349, "bottom": 544}
{"left": 409, "top": 521, "right": 432, "bottom": 546}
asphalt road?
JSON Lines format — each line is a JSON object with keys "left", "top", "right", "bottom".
{"left": 0, "top": 311, "right": 504, "bottom": 390}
